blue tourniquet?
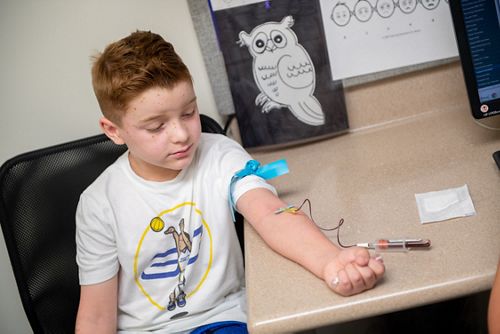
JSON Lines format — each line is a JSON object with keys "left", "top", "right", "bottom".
{"left": 190, "top": 320, "right": 248, "bottom": 334}
{"left": 228, "top": 159, "right": 289, "bottom": 221}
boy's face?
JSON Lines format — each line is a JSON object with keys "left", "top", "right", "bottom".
{"left": 101, "top": 81, "right": 202, "bottom": 181}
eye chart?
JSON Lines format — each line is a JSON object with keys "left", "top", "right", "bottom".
{"left": 319, "top": 0, "right": 459, "bottom": 80}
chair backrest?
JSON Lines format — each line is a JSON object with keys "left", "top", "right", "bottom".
{"left": 0, "top": 114, "right": 225, "bottom": 333}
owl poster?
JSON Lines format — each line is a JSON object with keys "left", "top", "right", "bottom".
{"left": 210, "top": 0, "right": 349, "bottom": 149}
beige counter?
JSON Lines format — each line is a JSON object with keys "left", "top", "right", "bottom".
{"left": 244, "top": 105, "right": 500, "bottom": 333}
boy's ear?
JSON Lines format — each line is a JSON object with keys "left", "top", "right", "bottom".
{"left": 99, "top": 117, "right": 125, "bottom": 145}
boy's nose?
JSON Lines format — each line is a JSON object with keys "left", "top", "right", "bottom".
{"left": 169, "top": 120, "right": 189, "bottom": 143}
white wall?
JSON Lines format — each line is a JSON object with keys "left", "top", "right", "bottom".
{"left": 0, "top": 0, "right": 219, "bottom": 332}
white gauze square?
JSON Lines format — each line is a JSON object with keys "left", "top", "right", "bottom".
{"left": 415, "top": 184, "right": 476, "bottom": 224}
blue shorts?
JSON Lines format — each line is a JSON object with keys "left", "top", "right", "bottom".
{"left": 190, "top": 321, "right": 248, "bottom": 334}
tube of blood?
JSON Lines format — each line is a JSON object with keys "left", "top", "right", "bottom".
{"left": 356, "top": 239, "right": 431, "bottom": 252}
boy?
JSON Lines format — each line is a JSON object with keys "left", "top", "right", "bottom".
{"left": 75, "top": 31, "right": 385, "bottom": 333}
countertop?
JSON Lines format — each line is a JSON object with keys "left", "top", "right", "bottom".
{"left": 244, "top": 105, "right": 500, "bottom": 334}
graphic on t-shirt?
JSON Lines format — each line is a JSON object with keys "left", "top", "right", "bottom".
{"left": 164, "top": 218, "right": 191, "bottom": 311}
{"left": 133, "top": 202, "right": 213, "bottom": 313}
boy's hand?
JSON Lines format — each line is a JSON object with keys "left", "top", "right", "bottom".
{"left": 323, "top": 247, "right": 385, "bottom": 296}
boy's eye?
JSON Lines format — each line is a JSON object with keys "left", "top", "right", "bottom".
{"left": 182, "top": 110, "right": 196, "bottom": 119}
{"left": 146, "top": 123, "right": 163, "bottom": 133}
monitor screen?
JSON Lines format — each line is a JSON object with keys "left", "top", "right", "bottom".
{"left": 450, "top": 0, "right": 500, "bottom": 119}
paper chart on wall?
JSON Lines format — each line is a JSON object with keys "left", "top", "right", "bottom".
{"left": 319, "top": 0, "right": 459, "bottom": 80}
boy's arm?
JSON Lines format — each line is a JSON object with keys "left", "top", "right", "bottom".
{"left": 488, "top": 259, "right": 500, "bottom": 333}
{"left": 237, "top": 188, "right": 385, "bottom": 296}
{"left": 75, "top": 275, "right": 118, "bottom": 334}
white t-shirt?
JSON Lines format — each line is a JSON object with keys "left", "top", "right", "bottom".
{"left": 76, "top": 133, "right": 276, "bottom": 333}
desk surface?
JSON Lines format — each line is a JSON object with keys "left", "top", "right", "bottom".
{"left": 244, "top": 107, "right": 500, "bottom": 334}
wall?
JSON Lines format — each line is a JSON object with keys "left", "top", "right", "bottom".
{"left": 0, "top": 1, "right": 219, "bottom": 332}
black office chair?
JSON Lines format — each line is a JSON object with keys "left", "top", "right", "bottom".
{"left": 0, "top": 114, "right": 238, "bottom": 333}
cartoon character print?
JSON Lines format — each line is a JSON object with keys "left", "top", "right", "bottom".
{"left": 376, "top": 0, "right": 396, "bottom": 18}
{"left": 137, "top": 203, "right": 212, "bottom": 316}
{"left": 237, "top": 16, "right": 325, "bottom": 126}
{"left": 329, "top": 0, "right": 443, "bottom": 26}
{"left": 355, "top": 0, "right": 373, "bottom": 22}
{"left": 421, "top": 0, "right": 440, "bottom": 10}
{"left": 164, "top": 218, "right": 191, "bottom": 311}
{"left": 331, "top": 2, "right": 352, "bottom": 26}
{"left": 399, "top": 0, "right": 418, "bottom": 14}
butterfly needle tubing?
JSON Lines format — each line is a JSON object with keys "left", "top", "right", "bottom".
{"left": 275, "top": 200, "right": 431, "bottom": 253}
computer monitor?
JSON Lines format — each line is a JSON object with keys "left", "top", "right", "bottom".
{"left": 450, "top": 0, "right": 500, "bottom": 120}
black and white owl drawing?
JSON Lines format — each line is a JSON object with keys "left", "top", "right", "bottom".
{"left": 237, "top": 16, "right": 325, "bottom": 126}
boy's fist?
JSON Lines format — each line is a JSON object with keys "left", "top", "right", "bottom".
{"left": 323, "top": 247, "right": 385, "bottom": 296}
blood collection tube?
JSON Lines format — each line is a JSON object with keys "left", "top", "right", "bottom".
{"left": 356, "top": 239, "right": 431, "bottom": 252}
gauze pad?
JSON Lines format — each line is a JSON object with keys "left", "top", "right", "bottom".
{"left": 415, "top": 184, "right": 476, "bottom": 224}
